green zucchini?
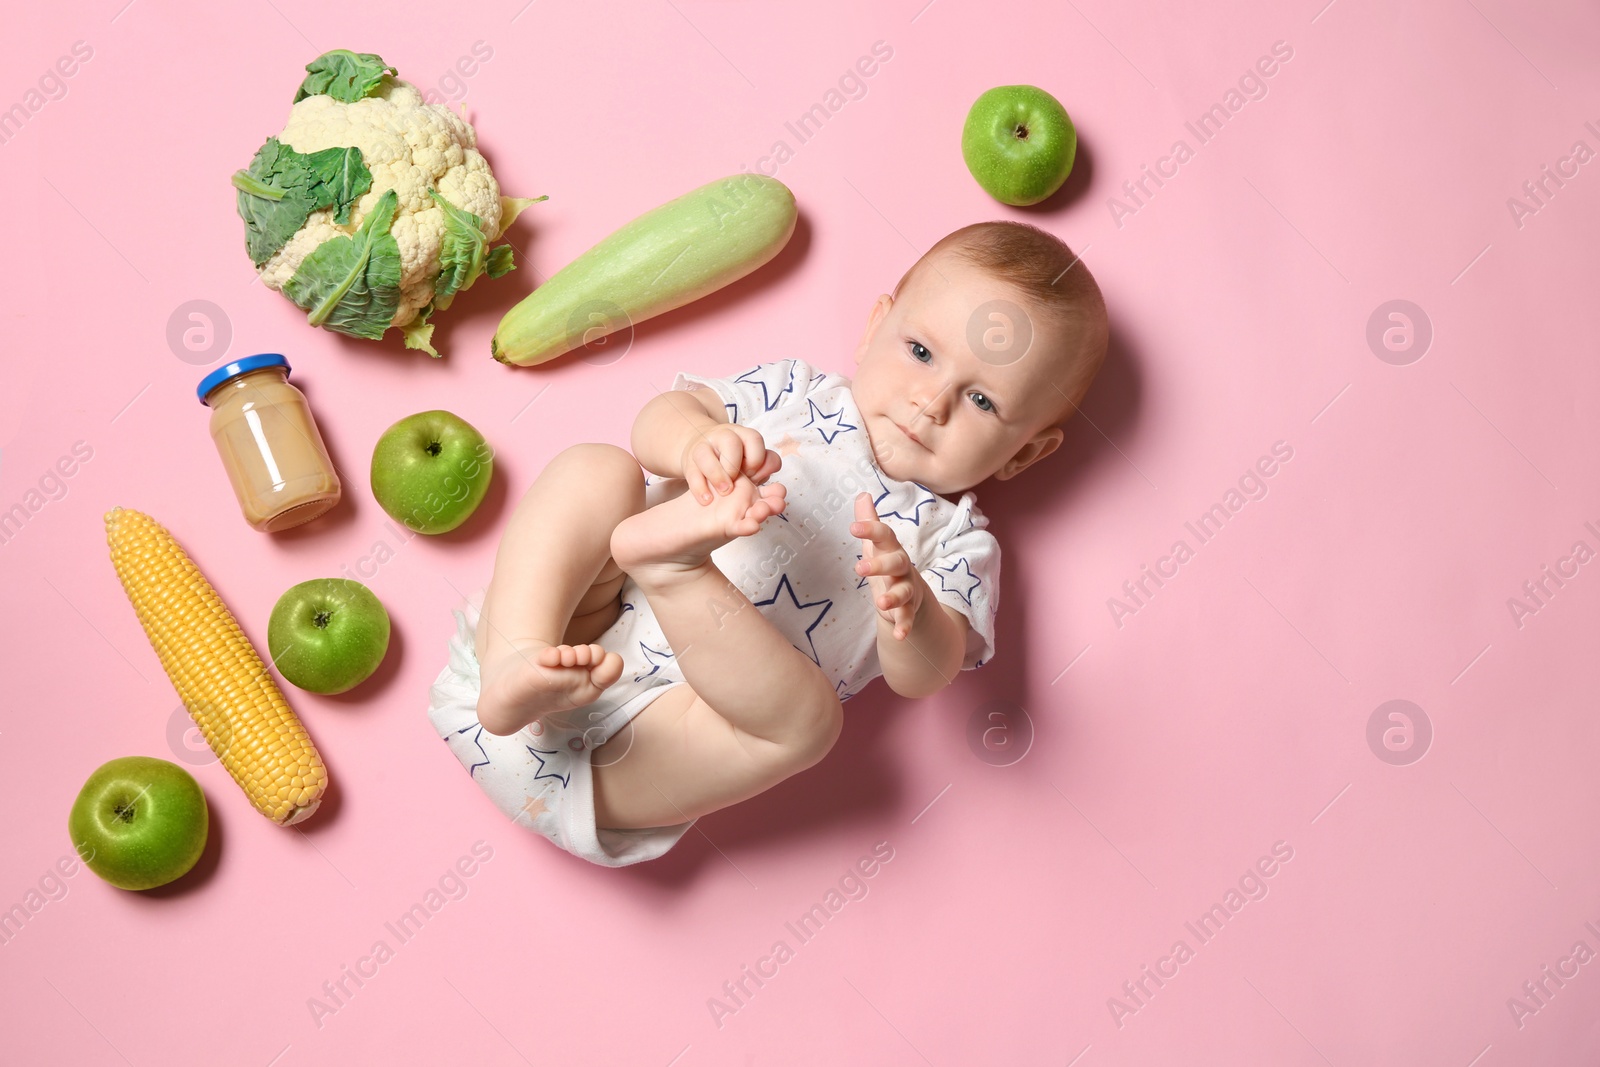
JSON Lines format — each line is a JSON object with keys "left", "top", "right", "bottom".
{"left": 491, "top": 173, "right": 797, "bottom": 366}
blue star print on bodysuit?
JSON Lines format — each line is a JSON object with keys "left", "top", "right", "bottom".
{"left": 752, "top": 572, "right": 833, "bottom": 667}
{"left": 729, "top": 363, "right": 796, "bottom": 420}
{"left": 633, "top": 641, "right": 675, "bottom": 683}
{"left": 454, "top": 724, "right": 495, "bottom": 779}
{"left": 871, "top": 468, "right": 938, "bottom": 527}
{"left": 930, "top": 557, "right": 983, "bottom": 606}
{"left": 524, "top": 742, "right": 571, "bottom": 787}
{"left": 804, "top": 397, "right": 858, "bottom": 444}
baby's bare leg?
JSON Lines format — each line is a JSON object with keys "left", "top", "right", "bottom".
{"left": 594, "top": 469, "right": 844, "bottom": 828}
{"left": 474, "top": 443, "right": 645, "bottom": 736}
{"left": 609, "top": 462, "right": 844, "bottom": 754}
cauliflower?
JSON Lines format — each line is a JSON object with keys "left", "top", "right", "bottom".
{"left": 232, "top": 50, "right": 542, "bottom": 356}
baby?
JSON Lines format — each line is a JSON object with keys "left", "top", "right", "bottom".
{"left": 427, "top": 219, "right": 1109, "bottom": 866}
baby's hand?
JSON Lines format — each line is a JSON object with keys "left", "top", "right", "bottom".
{"left": 851, "top": 492, "right": 924, "bottom": 641}
{"left": 681, "top": 424, "right": 776, "bottom": 505}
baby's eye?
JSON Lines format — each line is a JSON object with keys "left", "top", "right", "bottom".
{"left": 908, "top": 341, "right": 932, "bottom": 364}
{"left": 970, "top": 392, "right": 995, "bottom": 413}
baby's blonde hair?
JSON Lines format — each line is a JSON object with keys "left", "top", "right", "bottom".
{"left": 896, "top": 221, "right": 1109, "bottom": 430}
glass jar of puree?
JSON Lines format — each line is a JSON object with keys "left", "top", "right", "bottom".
{"left": 198, "top": 353, "right": 341, "bottom": 532}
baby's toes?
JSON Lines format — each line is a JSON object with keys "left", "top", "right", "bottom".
{"left": 750, "top": 486, "right": 786, "bottom": 520}
{"left": 749, "top": 449, "right": 783, "bottom": 483}
{"left": 554, "top": 644, "right": 597, "bottom": 668}
{"left": 590, "top": 650, "right": 625, "bottom": 688}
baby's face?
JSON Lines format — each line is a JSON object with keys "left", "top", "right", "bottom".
{"left": 851, "top": 250, "right": 1068, "bottom": 496}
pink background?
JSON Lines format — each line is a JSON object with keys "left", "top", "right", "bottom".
{"left": 4, "top": 0, "right": 1599, "bottom": 1063}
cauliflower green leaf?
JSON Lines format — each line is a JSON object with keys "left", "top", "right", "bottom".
{"left": 431, "top": 189, "right": 544, "bottom": 313}
{"left": 397, "top": 189, "right": 539, "bottom": 357}
{"left": 486, "top": 244, "right": 516, "bottom": 278}
{"left": 306, "top": 148, "right": 371, "bottom": 226}
{"left": 233, "top": 137, "right": 372, "bottom": 266}
{"left": 430, "top": 190, "right": 494, "bottom": 312}
{"left": 401, "top": 305, "right": 439, "bottom": 357}
{"left": 282, "top": 188, "right": 403, "bottom": 340}
{"left": 294, "top": 50, "right": 396, "bottom": 103}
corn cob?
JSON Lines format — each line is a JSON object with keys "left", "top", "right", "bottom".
{"left": 105, "top": 507, "right": 327, "bottom": 826}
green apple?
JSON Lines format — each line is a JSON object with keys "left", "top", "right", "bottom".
{"left": 268, "top": 578, "right": 391, "bottom": 694}
{"left": 68, "top": 756, "right": 208, "bottom": 891}
{"left": 961, "top": 84, "right": 1077, "bottom": 206}
{"left": 370, "top": 409, "right": 494, "bottom": 534}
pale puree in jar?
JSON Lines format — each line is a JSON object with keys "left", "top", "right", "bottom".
{"left": 198, "top": 354, "right": 341, "bottom": 532}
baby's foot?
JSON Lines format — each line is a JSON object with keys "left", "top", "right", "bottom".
{"left": 611, "top": 458, "right": 786, "bottom": 591}
{"left": 476, "top": 640, "right": 625, "bottom": 735}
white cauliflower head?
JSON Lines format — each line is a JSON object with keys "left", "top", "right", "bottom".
{"left": 233, "top": 50, "right": 542, "bottom": 355}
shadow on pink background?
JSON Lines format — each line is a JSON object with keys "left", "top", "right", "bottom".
{"left": 3, "top": 0, "right": 1600, "bottom": 1064}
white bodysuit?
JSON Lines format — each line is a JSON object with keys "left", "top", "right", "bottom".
{"left": 427, "top": 357, "right": 1002, "bottom": 866}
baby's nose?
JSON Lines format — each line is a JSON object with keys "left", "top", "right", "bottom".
{"left": 915, "top": 386, "right": 953, "bottom": 421}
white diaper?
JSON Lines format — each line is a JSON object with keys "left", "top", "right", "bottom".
{"left": 425, "top": 589, "right": 696, "bottom": 867}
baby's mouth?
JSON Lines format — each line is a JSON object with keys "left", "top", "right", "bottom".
{"left": 891, "top": 419, "right": 926, "bottom": 449}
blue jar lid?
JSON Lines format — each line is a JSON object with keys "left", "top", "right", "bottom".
{"left": 197, "top": 353, "right": 291, "bottom": 405}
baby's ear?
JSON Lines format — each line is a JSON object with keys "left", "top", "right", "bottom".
{"left": 995, "top": 427, "right": 1064, "bottom": 480}
{"left": 854, "top": 295, "right": 893, "bottom": 362}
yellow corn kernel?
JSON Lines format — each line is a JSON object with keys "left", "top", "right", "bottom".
{"left": 105, "top": 507, "right": 327, "bottom": 826}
